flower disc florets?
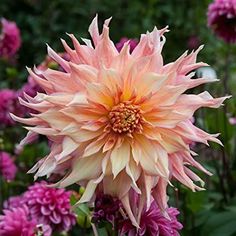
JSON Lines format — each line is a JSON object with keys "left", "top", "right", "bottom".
{"left": 108, "top": 102, "right": 143, "bottom": 134}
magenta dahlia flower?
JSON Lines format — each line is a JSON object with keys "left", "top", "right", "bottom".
{"left": 0, "top": 18, "right": 21, "bottom": 58}
{"left": 13, "top": 16, "right": 229, "bottom": 227}
{"left": 3, "top": 195, "right": 23, "bottom": 209}
{"left": 22, "top": 182, "right": 76, "bottom": 232}
{"left": 120, "top": 200, "right": 182, "bottom": 236}
{"left": 92, "top": 193, "right": 122, "bottom": 226}
{"left": 0, "top": 206, "right": 51, "bottom": 236}
{"left": 116, "top": 37, "right": 138, "bottom": 52}
{"left": 0, "top": 89, "right": 24, "bottom": 126}
{"left": 207, "top": 0, "right": 236, "bottom": 43}
{"left": 0, "top": 151, "right": 17, "bottom": 181}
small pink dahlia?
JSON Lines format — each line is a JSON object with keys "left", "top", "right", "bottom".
{"left": 119, "top": 197, "right": 182, "bottom": 236}
{"left": 22, "top": 181, "right": 76, "bottom": 232}
{"left": 0, "top": 89, "right": 24, "bottom": 126}
{"left": 0, "top": 18, "right": 21, "bottom": 58}
{"left": 116, "top": 37, "right": 138, "bottom": 52}
{"left": 13, "top": 16, "right": 229, "bottom": 227}
{"left": 0, "top": 206, "right": 51, "bottom": 236}
{"left": 3, "top": 195, "right": 23, "bottom": 209}
{"left": 207, "top": 0, "right": 236, "bottom": 43}
{"left": 0, "top": 151, "right": 17, "bottom": 181}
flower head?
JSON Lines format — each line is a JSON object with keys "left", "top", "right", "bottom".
{"left": 0, "top": 18, "right": 21, "bottom": 58}
{"left": 3, "top": 195, "right": 23, "bottom": 209}
{"left": 0, "top": 151, "right": 17, "bottom": 181}
{"left": 0, "top": 89, "right": 24, "bottom": 126}
{"left": 22, "top": 181, "right": 76, "bottom": 232}
{"left": 0, "top": 206, "right": 51, "bottom": 236}
{"left": 207, "top": 0, "right": 236, "bottom": 43}
{"left": 92, "top": 193, "right": 122, "bottom": 226}
{"left": 13, "top": 16, "right": 228, "bottom": 227}
{"left": 116, "top": 37, "right": 138, "bottom": 52}
{"left": 120, "top": 199, "right": 182, "bottom": 236}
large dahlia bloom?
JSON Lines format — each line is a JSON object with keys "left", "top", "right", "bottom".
{"left": 207, "top": 0, "right": 236, "bottom": 43}
{"left": 13, "top": 16, "right": 228, "bottom": 226}
{"left": 0, "top": 18, "right": 21, "bottom": 58}
{"left": 22, "top": 182, "right": 76, "bottom": 232}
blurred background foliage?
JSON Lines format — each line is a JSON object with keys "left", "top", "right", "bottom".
{"left": 0, "top": 0, "right": 236, "bottom": 235}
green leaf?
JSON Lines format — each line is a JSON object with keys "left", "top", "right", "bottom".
{"left": 201, "top": 211, "right": 236, "bottom": 236}
{"left": 74, "top": 203, "right": 91, "bottom": 229}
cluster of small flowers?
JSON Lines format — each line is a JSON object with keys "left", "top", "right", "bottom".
{"left": 0, "top": 181, "right": 76, "bottom": 236}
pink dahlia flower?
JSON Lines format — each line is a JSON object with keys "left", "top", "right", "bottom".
{"left": 207, "top": 0, "right": 236, "bottom": 43}
{"left": 0, "top": 18, "right": 21, "bottom": 58}
{"left": 3, "top": 195, "right": 23, "bottom": 209}
{"left": 0, "top": 206, "right": 51, "bottom": 236}
{"left": 120, "top": 200, "right": 182, "bottom": 236}
{"left": 13, "top": 16, "right": 229, "bottom": 227}
{"left": 22, "top": 182, "right": 76, "bottom": 232}
{"left": 0, "top": 89, "right": 21, "bottom": 126}
{"left": 0, "top": 151, "right": 17, "bottom": 181}
{"left": 116, "top": 37, "right": 138, "bottom": 52}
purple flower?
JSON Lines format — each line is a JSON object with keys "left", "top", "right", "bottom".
{"left": 92, "top": 193, "right": 122, "bottom": 226}
{"left": 3, "top": 195, "right": 23, "bottom": 209}
{"left": 0, "top": 152, "right": 17, "bottom": 181}
{"left": 0, "top": 89, "right": 17, "bottom": 126}
{"left": 207, "top": 0, "right": 236, "bottom": 43}
{"left": 0, "top": 18, "right": 21, "bottom": 58}
{"left": 120, "top": 201, "right": 182, "bottom": 236}
{"left": 0, "top": 206, "right": 51, "bottom": 236}
{"left": 22, "top": 181, "right": 76, "bottom": 232}
{"left": 116, "top": 37, "right": 138, "bottom": 53}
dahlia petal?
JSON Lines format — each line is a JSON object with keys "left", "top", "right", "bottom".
{"left": 77, "top": 180, "right": 98, "bottom": 204}
{"left": 10, "top": 113, "right": 41, "bottom": 125}
{"left": 55, "top": 137, "right": 78, "bottom": 161}
{"left": 42, "top": 69, "right": 80, "bottom": 92}
{"left": 121, "top": 193, "right": 139, "bottom": 228}
{"left": 24, "top": 126, "right": 58, "bottom": 136}
{"left": 47, "top": 44, "right": 70, "bottom": 72}
{"left": 88, "top": 14, "right": 100, "bottom": 46}
{"left": 26, "top": 67, "right": 53, "bottom": 93}
{"left": 111, "top": 141, "right": 130, "bottom": 178}
{"left": 152, "top": 178, "right": 168, "bottom": 213}
{"left": 67, "top": 33, "right": 95, "bottom": 65}
{"left": 83, "top": 137, "right": 107, "bottom": 157}
{"left": 55, "top": 154, "right": 104, "bottom": 188}
{"left": 69, "top": 63, "right": 98, "bottom": 84}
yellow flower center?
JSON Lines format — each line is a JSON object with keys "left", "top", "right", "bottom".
{"left": 108, "top": 102, "right": 142, "bottom": 134}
